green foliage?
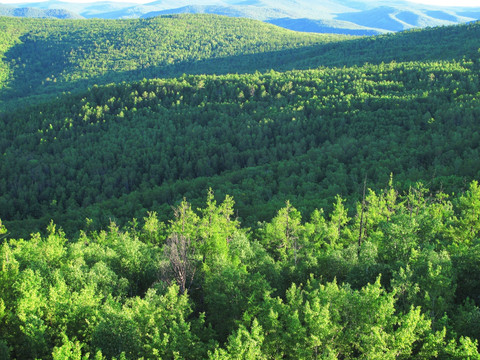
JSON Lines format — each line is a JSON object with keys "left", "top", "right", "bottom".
{"left": 450, "top": 180, "right": 480, "bottom": 247}
{"left": 2, "top": 14, "right": 480, "bottom": 360}
{"left": 198, "top": 189, "right": 239, "bottom": 268}
{"left": 250, "top": 276, "right": 434, "bottom": 359}
{"left": 93, "top": 285, "right": 208, "bottom": 359}
{"left": 452, "top": 244, "right": 480, "bottom": 305}
{"left": 52, "top": 334, "right": 87, "bottom": 360}
{"left": 3, "top": 52, "right": 480, "bottom": 237}
{"left": 203, "top": 264, "right": 271, "bottom": 342}
{"left": 209, "top": 320, "right": 266, "bottom": 360}
{"left": 260, "top": 200, "right": 303, "bottom": 263}
{"left": 140, "top": 211, "right": 166, "bottom": 245}
{"left": 0, "top": 14, "right": 345, "bottom": 108}
{"left": 0, "top": 186, "right": 479, "bottom": 358}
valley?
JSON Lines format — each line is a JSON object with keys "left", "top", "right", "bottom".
{"left": 0, "top": 13, "right": 479, "bottom": 360}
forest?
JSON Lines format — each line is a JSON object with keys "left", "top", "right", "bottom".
{"left": 1, "top": 13, "right": 480, "bottom": 359}
{"left": 1, "top": 183, "right": 480, "bottom": 359}
{"left": 0, "top": 15, "right": 345, "bottom": 108}
{"left": 2, "top": 54, "right": 480, "bottom": 237}
{"left": 2, "top": 15, "right": 480, "bottom": 109}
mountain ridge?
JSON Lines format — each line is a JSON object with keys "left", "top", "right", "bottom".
{"left": 5, "top": 0, "right": 480, "bottom": 34}
{"left": 0, "top": 4, "right": 83, "bottom": 18}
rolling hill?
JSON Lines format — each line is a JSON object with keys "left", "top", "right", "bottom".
{"left": 0, "top": 5, "right": 82, "bottom": 18}
{"left": 2, "top": 18, "right": 480, "bottom": 237}
{"left": 3, "top": 14, "right": 480, "bottom": 111}
{"left": 266, "top": 18, "right": 385, "bottom": 36}
{"left": 1, "top": 12, "right": 480, "bottom": 360}
{"left": 7, "top": 0, "right": 480, "bottom": 34}
{"left": 0, "top": 15, "right": 348, "bottom": 109}
{"left": 140, "top": 5, "right": 293, "bottom": 21}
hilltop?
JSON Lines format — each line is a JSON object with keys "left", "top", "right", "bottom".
{"left": 0, "top": 14, "right": 348, "bottom": 109}
{"left": 2, "top": 15, "right": 480, "bottom": 111}
{"left": 6, "top": 0, "right": 480, "bottom": 34}
{"left": 0, "top": 5, "right": 82, "bottom": 19}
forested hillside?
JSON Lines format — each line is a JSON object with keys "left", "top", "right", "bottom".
{"left": 0, "top": 15, "right": 347, "bottom": 108}
{"left": 2, "top": 51, "right": 480, "bottom": 237}
{"left": 2, "top": 16, "right": 480, "bottom": 111}
{"left": 1, "top": 15, "right": 480, "bottom": 359}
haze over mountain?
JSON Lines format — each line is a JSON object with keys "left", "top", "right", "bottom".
{"left": 3, "top": 0, "right": 480, "bottom": 34}
{"left": 0, "top": 3, "right": 83, "bottom": 18}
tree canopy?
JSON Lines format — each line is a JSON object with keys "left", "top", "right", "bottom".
{"left": 1, "top": 184, "right": 480, "bottom": 359}
{"left": 1, "top": 15, "right": 480, "bottom": 359}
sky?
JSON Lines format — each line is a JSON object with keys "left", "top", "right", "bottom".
{"left": 1, "top": 0, "right": 479, "bottom": 5}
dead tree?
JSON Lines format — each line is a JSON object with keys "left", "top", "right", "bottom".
{"left": 162, "top": 233, "right": 197, "bottom": 295}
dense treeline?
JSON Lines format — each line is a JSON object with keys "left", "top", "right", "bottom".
{"left": 0, "top": 14, "right": 346, "bottom": 108}
{"left": 2, "top": 55, "right": 480, "bottom": 237}
{"left": 1, "top": 183, "right": 480, "bottom": 359}
{"left": 2, "top": 16, "right": 480, "bottom": 109}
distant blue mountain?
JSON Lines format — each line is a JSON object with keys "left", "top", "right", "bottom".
{"left": 424, "top": 10, "right": 460, "bottom": 22}
{"left": 0, "top": 4, "right": 82, "bottom": 18}
{"left": 7, "top": 0, "right": 480, "bottom": 34}
{"left": 458, "top": 11, "right": 480, "bottom": 19}
{"left": 12, "top": 1, "right": 138, "bottom": 18}
{"left": 88, "top": 5, "right": 159, "bottom": 19}
{"left": 266, "top": 18, "right": 385, "bottom": 36}
{"left": 336, "top": 5, "right": 473, "bottom": 32}
{"left": 141, "top": 5, "right": 291, "bottom": 21}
